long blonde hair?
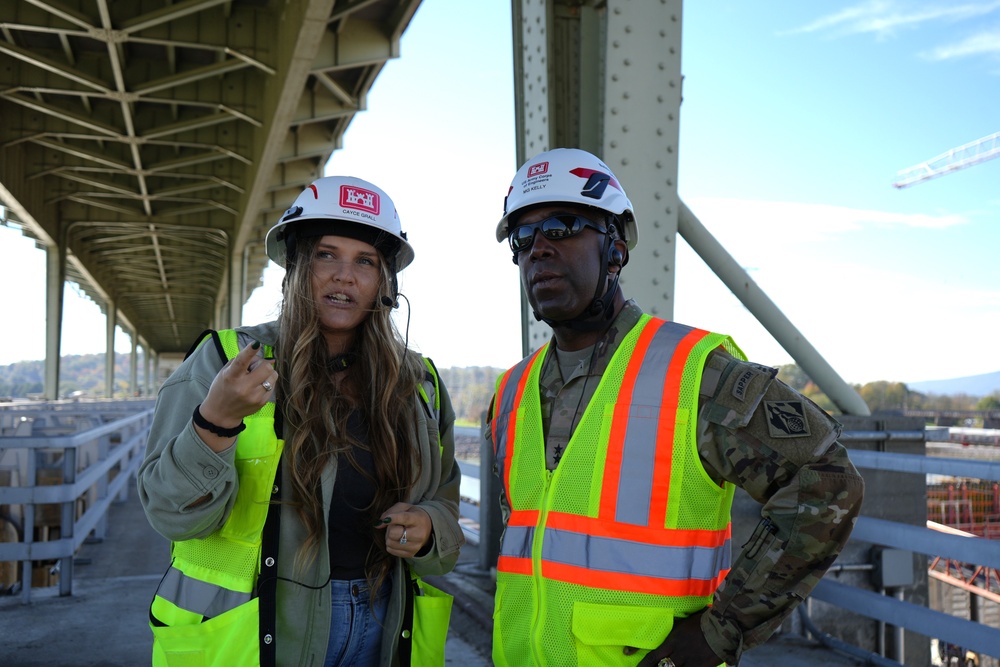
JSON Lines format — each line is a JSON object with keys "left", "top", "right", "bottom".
{"left": 275, "top": 234, "right": 423, "bottom": 589}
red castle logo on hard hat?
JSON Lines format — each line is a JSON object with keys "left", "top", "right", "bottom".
{"left": 527, "top": 162, "right": 549, "bottom": 177}
{"left": 340, "top": 185, "right": 380, "bottom": 215}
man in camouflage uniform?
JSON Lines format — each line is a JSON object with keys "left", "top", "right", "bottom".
{"left": 487, "top": 148, "right": 864, "bottom": 667}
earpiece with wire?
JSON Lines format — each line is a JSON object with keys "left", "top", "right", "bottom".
{"left": 608, "top": 246, "right": 624, "bottom": 269}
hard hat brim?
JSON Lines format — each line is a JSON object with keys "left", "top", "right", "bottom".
{"left": 266, "top": 215, "right": 414, "bottom": 270}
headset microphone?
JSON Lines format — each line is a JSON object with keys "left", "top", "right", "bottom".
{"left": 382, "top": 269, "right": 400, "bottom": 308}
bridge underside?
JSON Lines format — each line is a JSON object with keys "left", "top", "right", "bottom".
{"left": 0, "top": 0, "right": 420, "bottom": 355}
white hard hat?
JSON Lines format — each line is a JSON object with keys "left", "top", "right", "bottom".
{"left": 266, "top": 176, "right": 414, "bottom": 270}
{"left": 496, "top": 148, "right": 637, "bottom": 249}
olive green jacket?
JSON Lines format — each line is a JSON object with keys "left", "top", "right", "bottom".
{"left": 138, "top": 321, "right": 464, "bottom": 667}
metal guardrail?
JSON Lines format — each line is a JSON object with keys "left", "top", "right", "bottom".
{"left": 0, "top": 402, "right": 154, "bottom": 603}
{"left": 456, "top": 458, "right": 483, "bottom": 543}
{"left": 8, "top": 414, "right": 998, "bottom": 660}
{"left": 840, "top": 445, "right": 1000, "bottom": 662}
{"left": 458, "top": 426, "right": 1000, "bottom": 664}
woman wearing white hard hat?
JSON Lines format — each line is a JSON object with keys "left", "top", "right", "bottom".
{"left": 139, "top": 176, "right": 463, "bottom": 667}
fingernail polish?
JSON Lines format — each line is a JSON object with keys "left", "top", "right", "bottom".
{"left": 252, "top": 341, "right": 260, "bottom": 350}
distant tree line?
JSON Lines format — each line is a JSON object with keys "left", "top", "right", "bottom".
{"left": 436, "top": 366, "right": 503, "bottom": 426}
{"left": 0, "top": 353, "right": 146, "bottom": 399}
{"left": 4, "top": 355, "right": 995, "bottom": 426}
{"left": 777, "top": 364, "right": 999, "bottom": 420}
{"left": 0, "top": 354, "right": 502, "bottom": 422}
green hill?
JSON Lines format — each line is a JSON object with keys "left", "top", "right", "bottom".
{"left": 0, "top": 352, "right": 147, "bottom": 399}
{"left": 906, "top": 371, "right": 1000, "bottom": 397}
{"left": 0, "top": 355, "right": 504, "bottom": 424}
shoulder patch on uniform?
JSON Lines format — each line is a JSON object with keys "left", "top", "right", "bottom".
{"left": 732, "top": 366, "right": 765, "bottom": 401}
{"left": 764, "top": 400, "right": 811, "bottom": 438}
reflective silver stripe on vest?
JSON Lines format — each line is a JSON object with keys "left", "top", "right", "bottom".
{"left": 158, "top": 565, "right": 252, "bottom": 619}
{"left": 543, "top": 527, "right": 731, "bottom": 580}
{"left": 498, "top": 523, "right": 535, "bottom": 559}
{"left": 494, "top": 351, "right": 540, "bottom": 475}
{"left": 615, "top": 321, "right": 694, "bottom": 526}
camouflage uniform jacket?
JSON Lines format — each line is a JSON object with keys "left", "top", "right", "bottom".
{"left": 489, "top": 300, "right": 864, "bottom": 665}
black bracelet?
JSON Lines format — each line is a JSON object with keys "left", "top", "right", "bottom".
{"left": 192, "top": 404, "right": 246, "bottom": 438}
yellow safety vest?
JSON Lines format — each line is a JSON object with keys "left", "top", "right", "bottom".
{"left": 491, "top": 315, "right": 745, "bottom": 666}
{"left": 149, "top": 331, "right": 444, "bottom": 666}
{"left": 149, "top": 330, "right": 281, "bottom": 666}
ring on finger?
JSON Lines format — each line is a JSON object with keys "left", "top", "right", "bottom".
{"left": 399, "top": 528, "right": 408, "bottom": 545}
{"left": 657, "top": 659, "right": 676, "bottom": 667}
{"left": 261, "top": 380, "right": 273, "bottom": 392}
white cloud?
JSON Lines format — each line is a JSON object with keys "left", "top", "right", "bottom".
{"left": 785, "top": 1, "right": 1000, "bottom": 40}
{"left": 684, "top": 197, "right": 967, "bottom": 246}
{"left": 923, "top": 29, "right": 1000, "bottom": 60}
{"left": 673, "top": 228, "right": 1000, "bottom": 385}
{"left": 670, "top": 197, "right": 993, "bottom": 385}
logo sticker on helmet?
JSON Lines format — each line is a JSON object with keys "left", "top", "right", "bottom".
{"left": 569, "top": 167, "right": 622, "bottom": 200}
{"left": 340, "top": 186, "right": 380, "bottom": 215}
{"left": 528, "top": 162, "right": 549, "bottom": 177}
{"left": 280, "top": 205, "right": 303, "bottom": 222}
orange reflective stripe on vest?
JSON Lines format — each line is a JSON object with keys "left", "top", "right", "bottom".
{"left": 492, "top": 316, "right": 746, "bottom": 665}
{"left": 493, "top": 318, "right": 731, "bottom": 596}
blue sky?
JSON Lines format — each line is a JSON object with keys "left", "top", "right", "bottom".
{"left": 2, "top": 0, "right": 998, "bottom": 386}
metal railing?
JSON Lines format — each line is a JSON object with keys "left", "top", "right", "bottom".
{"left": 834, "top": 445, "right": 1000, "bottom": 663}
{"left": 458, "top": 426, "right": 1000, "bottom": 665}
{"left": 0, "top": 400, "right": 155, "bottom": 603}
{"left": 8, "top": 410, "right": 999, "bottom": 662}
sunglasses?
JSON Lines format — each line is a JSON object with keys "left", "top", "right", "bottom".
{"left": 507, "top": 214, "right": 608, "bottom": 253}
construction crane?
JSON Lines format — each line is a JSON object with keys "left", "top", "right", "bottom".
{"left": 893, "top": 130, "right": 1000, "bottom": 188}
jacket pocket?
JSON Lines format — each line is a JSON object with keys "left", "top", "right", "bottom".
{"left": 220, "top": 439, "right": 280, "bottom": 543}
{"left": 571, "top": 601, "right": 674, "bottom": 665}
{"left": 151, "top": 597, "right": 260, "bottom": 667}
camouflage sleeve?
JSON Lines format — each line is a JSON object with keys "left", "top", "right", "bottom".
{"left": 696, "top": 353, "right": 865, "bottom": 664}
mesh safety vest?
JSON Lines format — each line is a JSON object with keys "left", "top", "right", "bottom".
{"left": 491, "top": 315, "right": 745, "bottom": 666}
{"left": 148, "top": 331, "right": 444, "bottom": 666}
{"left": 149, "top": 330, "right": 282, "bottom": 666}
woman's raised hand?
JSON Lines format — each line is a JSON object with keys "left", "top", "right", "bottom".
{"left": 196, "top": 341, "right": 278, "bottom": 448}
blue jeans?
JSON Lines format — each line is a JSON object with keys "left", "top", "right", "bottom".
{"left": 324, "top": 577, "right": 391, "bottom": 667}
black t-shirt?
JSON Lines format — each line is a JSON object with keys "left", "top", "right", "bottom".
{"left": 327, "top": 411, "right": 379, "bottom": 580}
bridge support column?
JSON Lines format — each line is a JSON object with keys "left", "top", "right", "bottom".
{"left": 130, "top": 331, "right": 139, "bottom": 397}
{"left": 144, "top": 343, "right": 153, "bottom": 396}
{"left": 44, "top": 244, "right": 66, "bottom": 399}
{"left": 512, "top": 0, "right": 684, "bottom": 354}
{"left": 105, "top": 299, "right": 116, "bottom": 398}
{"left": 227, "top": 249, "right": 244, "bottom": 330}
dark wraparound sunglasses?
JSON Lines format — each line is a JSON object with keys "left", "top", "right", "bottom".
{"left": 508, "top": 214, "right": 608, "bottom": 253}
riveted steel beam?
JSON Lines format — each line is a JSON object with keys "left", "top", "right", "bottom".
{"left": 513, "top": 0, "right": 683, "bottom": 353}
